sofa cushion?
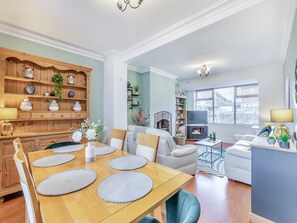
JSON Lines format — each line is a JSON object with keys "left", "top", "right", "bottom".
{"left": 235, "top": 140, "right": 251, "bottom": 147}
{"left": 171, "top": 145, "right": 197, "bottom": 157}
{"left": 146, "top": 128, "right": 176, "bottom": 152}
{"left": 225, "top": 146, "right": 251, "bottom": 159}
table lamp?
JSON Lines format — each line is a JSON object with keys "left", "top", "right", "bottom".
{"left": 270, "top": 109, "right": 293, "bottom": 138}
{"left": 0, "top": 108, "right": 18, "bottom": 136}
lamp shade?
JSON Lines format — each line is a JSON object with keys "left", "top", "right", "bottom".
{"left": 0, "top": 108, "right": 18, "bottom": 120}
{"left": 270, "top": 109, "right": 293, "bottom": 123}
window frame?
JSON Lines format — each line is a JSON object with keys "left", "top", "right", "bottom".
{"left": 195, "top": 83, "right": 259, "bottom": 125}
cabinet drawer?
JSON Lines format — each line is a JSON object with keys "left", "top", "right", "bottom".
{"left": 17, "top": 112, "right": 30, "bottom": 119}
{"left": 39, "top": 135, "right": 70, "bottom": 148}
{"left": 71, "top": 112, "right": 87, "bottom": 119}
{"left": 32, "top": 113, "right": 53, "bottom": 119}
{"left": 1, "top": 138, "right": 36, "bottom": 156}
{"left": 53, "top": 113, "right": 71, "bottom": 119}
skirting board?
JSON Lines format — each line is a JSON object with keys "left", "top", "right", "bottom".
{"left": 250, "top": 212, "right": 275, "bottom": 223}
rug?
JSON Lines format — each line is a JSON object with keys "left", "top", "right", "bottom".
{"left": 197, "top": 146, "right": 225, "bottom": 177}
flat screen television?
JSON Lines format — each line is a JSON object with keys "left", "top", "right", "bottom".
{"left": 187, "top": 111, "right": 208, "bottom": 125}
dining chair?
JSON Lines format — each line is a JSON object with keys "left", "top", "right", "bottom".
{"left": 14, "top": 149, "right": 42, "bottom": 223}
{"left": 136, "top": 133, "right": 160, "bottom": 162}
{"left": 110, "top": 128, "right": 127, "bottom": 151}
{"left": 44, "top": 141, "right": 80, "bottom": 150}
{"left": 139, "top": 190, "right": 201, "bottom": 223}
{"left": 13, "top": 137, "right": 30, "bottom": 169}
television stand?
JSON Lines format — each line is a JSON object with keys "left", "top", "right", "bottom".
{"left": 187, "top": 125, "right": 208, "bottom": 140}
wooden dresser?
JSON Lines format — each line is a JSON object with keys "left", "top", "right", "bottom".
{"left": 0, "top": 47, "right": 91, "bottom": 201}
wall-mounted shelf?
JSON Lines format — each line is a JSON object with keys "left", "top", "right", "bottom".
{"left": 127, "top": 87, "right": 140, "bottom": 109}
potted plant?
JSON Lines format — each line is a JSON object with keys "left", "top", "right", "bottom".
{"left": 278, "top": 135, "right": 290, "bottom": 149}
{"left": 134, "top": 85, "right": 139, "bottom": 95}
{"left": 127, "top": 81, "right": 131, "bottom": 89}
{"left": 52, "top": 73, "right": 64, "bottom": 102}
{"left": 181, "top": 99, "right": 186, "bottom": 110}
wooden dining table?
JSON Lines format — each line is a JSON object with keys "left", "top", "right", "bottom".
{"left": 28, "top": 142, "right": 193, "bottom": 223}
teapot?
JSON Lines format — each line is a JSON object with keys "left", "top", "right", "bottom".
{"left": 24, "top": 66, "right": 34, "bottom": 79}
{"left": 67, "top": 75, "right": 75, "bottom": 85}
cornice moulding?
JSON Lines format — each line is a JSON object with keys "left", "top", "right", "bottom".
{"left": 0, "top": 21, "right": 104, "bottom": 61}
{"left": 122, "top": 0, "right": 265, "bottom": 62}
{"left": 127, "top": 66, "right": 177, "bottom": 79}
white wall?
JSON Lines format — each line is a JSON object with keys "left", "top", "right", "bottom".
{"left": 179, "top": 63, "right": 285, "bottom": 142}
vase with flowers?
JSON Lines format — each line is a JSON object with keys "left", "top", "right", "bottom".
{"left": 72, "top": 119, "right": 106, "bottom": 163}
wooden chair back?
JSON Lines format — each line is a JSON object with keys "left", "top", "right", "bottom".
{"left": 110, "top": 128, "right": 127, "bottom": 151}
{"left": 13, "top": 137, "right": 30, "bottom": 169}
{"left": 14, "top": 149, "right": 42, "bottom": 223}
{"left": 136, "top": 133, "right": 160, "bottom": 162}
{"left": 13, "top": 137, "right": 23, "bottom": 152}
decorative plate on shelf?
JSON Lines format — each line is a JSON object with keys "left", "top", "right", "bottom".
{"left": 68, "top": 91, "right": 75, "bottom": 98}
{"left": 25, "top": 83, "right": 35, "bottom": 95}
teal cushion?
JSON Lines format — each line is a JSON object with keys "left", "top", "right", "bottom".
{"left": 44, "top": 141, "right": 80, "bottom": 150}
{"left": 258, "top": 126, "right": 272, "bottom": 137}
{"left": 138, "top": 216, "right": 160, "bottom": 223}
{"left": 166, "top": 190, "right": 201, "bottom": 223}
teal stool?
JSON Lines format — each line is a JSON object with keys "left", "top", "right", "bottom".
{"left": 44, "top": 141, "right": 80, "bottom": 150}
{"left": 139, "top": 190, "right": 201, "bottom": 223}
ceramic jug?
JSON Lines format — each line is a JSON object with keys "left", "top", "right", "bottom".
{"left": 67, "top": 75, "right": 75, "bottom": 85}
{"left": 24, "top": 66, "right": 34, "bottom": 79}
{"left": 49, "top": 100, "right": 59, "bottom": 112}
{"left": 20, "top": 98, "right": 32, "bottom": 111}
{"left": 73, "top": 101, "right": 82, "bottom": 112}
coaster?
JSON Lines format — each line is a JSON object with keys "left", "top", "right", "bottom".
{"left": 37, "top": 169, "right": 97, "bottom": 196}
{"left": 110, "top": 155, "right": 147, "bottom": 170}
{"left": 95, "top": 146, "right": 116, "bottom": 156}
{"left": 32, "top": 154, "right": 75, "bottom": 167}
{"left": 53, "top": 145, "right": 84, "bottom": 153}
{"left": 98, "top": 172, "right": 153, "bottom": 203}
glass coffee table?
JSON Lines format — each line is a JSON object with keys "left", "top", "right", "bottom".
{"left": 195, "top": 139, "right": 223, "bottom": 164}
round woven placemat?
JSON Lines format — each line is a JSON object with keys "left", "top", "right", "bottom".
{"left": 98, "top": 172, "right": 153, "bottom": 203}
{"left": 32, "top": 154, "right": 75, "bottom": 168}
{"left": 110, "top": 155, "right": 147, "bottom": 170}
{"left": 53, "top": 145, "right": 84, "bottom": 153}
{"left": 37, "top": 169, "right": 97, "bottom": 196}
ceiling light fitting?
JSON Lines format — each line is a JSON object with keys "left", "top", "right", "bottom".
{"left": 115, "top": 0, "right": 143, "bottom": 12}
{"left": 197, "top": 65, "right": 211, "bottom": 78}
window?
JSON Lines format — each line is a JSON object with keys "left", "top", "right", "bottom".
{"left": 195, "top": 84, "right": 259, "bottom": 125}
{"left": 235, "top": 85, "right": 259, "bottom": 124}
{"left": 214, "top": 87, "right": 234, "bottom": 124}
{"left": 195, "top": 90, "right": 213, "bottom": 123}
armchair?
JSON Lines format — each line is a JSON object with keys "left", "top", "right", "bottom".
{"left": 127, "top": 125, "right": 198, "bottom": 175}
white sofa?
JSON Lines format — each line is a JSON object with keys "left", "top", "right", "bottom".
{"left": 224, "top": 134, "right": 256, "bottom": 185}
{"left": 127, "top": 125, "right": 198, "bottom": 175}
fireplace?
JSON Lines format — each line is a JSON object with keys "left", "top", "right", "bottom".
{"left": 154, "top": 111, "right": 172, "bottom": 134}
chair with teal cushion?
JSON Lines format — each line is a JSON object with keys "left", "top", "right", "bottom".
{"left": 139, "top": 190, "right": 201, "bottom": 223}
{"left": 44, "top": 141, "right": 80, "bottom": 150}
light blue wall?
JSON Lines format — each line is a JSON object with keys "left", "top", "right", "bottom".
{"left": 126, "top": 70, "right": 176, "bottom": 132}
{"left": 141, "top": 72, "right": 151, "bottom": 116}
{"left": 127, "top": 69, "right": 143, "bottom": 125}
{"left": 284, "top": 10, "right": 297, "bottom": 132}
{"left": 147, "top": 72, "right": 176, "bottom": 134}
{"left": 0, "top": 33, "right": 104, "bottom": 121}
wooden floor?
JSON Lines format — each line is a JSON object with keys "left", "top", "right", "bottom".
{"left": 0, "top": 141, "right": 251, "bottom": 223}
{"left": 0, "top": 174, "right": 251, "bottom": 223}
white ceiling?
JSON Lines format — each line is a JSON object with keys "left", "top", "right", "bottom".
{"left": 128, "top": 0, "right": 291, "bottom": 79}
{"left": 0, "top": 0, "right": 218, "bottom": 54}
{"left": 0, "top": 0, "right": 295, "bottom": 80}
